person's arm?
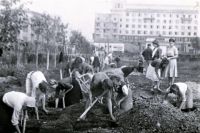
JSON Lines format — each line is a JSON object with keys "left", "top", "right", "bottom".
{"left": 12, "top": 109, "right": 21, "bottom": 133}
{"left": 155, "top": 67, "right": 161, "bottom": 80}
{"left": 14, "top": 125, "right": 21, "bottom": 133}
{"left": 158, "top": 48, "right": 162, "bottom": 59}
{"left": 106, "top": 90, "right": 116, "bottom": 121}
{"left": 117, "top": 86, "right": 129, "bottom": 107}
{"left": 168, "top": 47, "right": 178, "bottom": 60}
{"left": 178, "top": 90, "right": 186, "bottom": 110}
{"left": 117, "top": 96, "right": 126, "bottom": 107}
{"left": 42, "top": 95, "right": 49, "bottom": 113}
{"left": 55, "top": 98, "right": 59, "bottom": 108}
{"left": 168, "top": 55, "right": 178, "bottom": 60}
{"left": 163, "top": 87, "right": 171, "bottom": 103}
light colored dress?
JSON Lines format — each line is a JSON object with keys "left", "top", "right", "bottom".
{"left": 146, "top": 48, "right": 160, "bottom": 82}
{"left": 165, "top": 46, "right": 178, "bottom": 77}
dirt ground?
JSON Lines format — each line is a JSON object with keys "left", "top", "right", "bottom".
{"left": 1, "top": 61, "right": 200, "bottom": 133}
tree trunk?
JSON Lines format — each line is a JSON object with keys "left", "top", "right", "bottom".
{"left": 54, "top": 48, "right": 57, "bottom": 68}
{"left": 60, "top": 68, "right": 63, "bottom": 80}
{"left": 46, "top": 49, "right": 50, "bottom": 70}
{"left": 23, "top": 47, "right": 28, "bottom": 65}
{"left": 16, "top": 42, "right": 21, "bottom": 67}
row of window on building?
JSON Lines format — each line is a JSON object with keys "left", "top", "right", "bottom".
{"left": 97, "top": 18, "right": 198, "bottom": 26}
{"left": 96, "top": 13, "right": 198, "bottom": 21}
{"left": 94, "top": 33, "right": 194, "bottom": 43}
{"left": 96, "top": 28, "right": 197, "bottom": 36}
{"left": 95, "top": 25, "right": 198, "bottom": 32}
{"left": 96, "top": 18, "right": 198, "bottom": 26}
{"left": 122, "top": 24, "right": 198, "bottom": 30}
{"left": 125, "top": 12, "right": 198, "bottom": 19}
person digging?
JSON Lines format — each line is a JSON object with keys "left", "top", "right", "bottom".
{"left": 163, "top": 82, "right": 196, "bottom": 112}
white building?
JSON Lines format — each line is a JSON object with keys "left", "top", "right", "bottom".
{"left": 93, "top": 0, "right": 200, "bottom": 53}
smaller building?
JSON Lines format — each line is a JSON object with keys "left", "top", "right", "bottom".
{"left": 93, "top": 42, "right": 124, "bottom": 53}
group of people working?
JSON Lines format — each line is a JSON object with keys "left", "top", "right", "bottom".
{"left": 142, "top": 38, "right": 195, "bottom": 112}
{"left": 0, "top": 54, "right": 134, "bottom": 133}
{"left": 0, "top": 38, "right": 196, "bottom": 133}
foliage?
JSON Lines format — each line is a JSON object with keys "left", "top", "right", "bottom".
{"left": 0, "top": 0, "right": 28, "bottom": 48}
{"left": 69, "top": 30, "right": 93, "bottom": 54}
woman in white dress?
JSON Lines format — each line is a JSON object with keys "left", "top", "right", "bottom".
{"left": 146, "top": 39, "right": 162, "bottom": 91}
{"left": 165, "top": 38, "right": 178, "bottom": 86}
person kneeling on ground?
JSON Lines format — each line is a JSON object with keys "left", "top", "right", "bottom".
{"left": 49, "top": 78, "right": 73, "bottom": 109}
{"left": 163, "top": 82, "right": 196, "bottom": 112}
{"left": 114, "top": 82, "right": 133, "bottom": 115}
{"left": 0, "top": 91, "right": 36, "bottom": 133}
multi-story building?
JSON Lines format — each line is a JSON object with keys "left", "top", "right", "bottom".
{"left": 93, "top": 0, "right": 200, "bottom": 54}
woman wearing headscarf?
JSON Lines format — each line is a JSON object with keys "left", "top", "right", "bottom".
{"left": 146, "top": 39, "right": 162, "bottom": 91}
{"left": 164, "top": 38, "right": 178, "bottom": 86}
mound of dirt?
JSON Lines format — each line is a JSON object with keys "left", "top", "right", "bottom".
{"left": 185, "top": 81, "right": 200, "bottom": 100}
{"left": 118, "top": 97, "right": 200, "bottom": 133}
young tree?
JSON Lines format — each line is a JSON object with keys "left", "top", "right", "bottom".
{"left": 31, "top": 13, "right": 45, "bottom": 69}
{"left": 69, "top": 30, "right": 92, "bottom": 55}
{"left": 0, "top": 0, "right": 28, "bottom": 66}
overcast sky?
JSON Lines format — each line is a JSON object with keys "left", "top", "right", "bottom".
{"left": 23, "top": 0, "right": 200, "bottom": 41}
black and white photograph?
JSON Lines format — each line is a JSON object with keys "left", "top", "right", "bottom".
{"left": 0, "top": 0, "right": 200, "bottom": 132}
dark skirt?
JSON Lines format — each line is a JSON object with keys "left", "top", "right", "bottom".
{"left": 64, "top": 78, "right": 83, "bottom": 106}
{"left": 0, "top": 95, "right": 16, "bottom": 133}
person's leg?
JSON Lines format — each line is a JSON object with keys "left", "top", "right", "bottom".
{"left": 157, "top": 80, "right": 161, "bottom": 91}
{"left": 0, "top": 96, "right": 15, "bottom": 133}
{"left": 171, "top": 76, "right": 175, "bottom": 85}
{"left": 168, "top": 77, "right": 172, "bottom": 86}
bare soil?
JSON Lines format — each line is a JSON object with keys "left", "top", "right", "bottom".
{"left": 1, "top": 61, "right": 200, "bottom": 133}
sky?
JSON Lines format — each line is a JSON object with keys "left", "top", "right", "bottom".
{"left": 23, "top": 0, "right": 200, "bottom": 41}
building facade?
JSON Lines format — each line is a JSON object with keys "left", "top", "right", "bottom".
{"left": 93, "top": 0, "right": 200, "bottom": 54}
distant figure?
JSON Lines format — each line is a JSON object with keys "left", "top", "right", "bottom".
{"left": 0, "top": 91, "right": 36, "bottom": 133}
{"left": 102, "top": 53, "right": 113, "bottom": 70}
{"left": 90, "top": 56, "right": 94, "bottom": 65}
{"left": 93, "top": 56, "right": 101, "bottom": 73}
{"left": 142, "top": 44, "right": 153, "bottom": 73}
{"left": 59, "top": 51, "right": 64, "bottom": 63}
{"left": 114, "top": 55, "right": 121, "bottom": 68}
{"left": 71, "top": 56, "right": 85, "bottom": 71}
{"left": 164, "top": 82, "right": 196, "bottom": 112}
{"left": 137, "top": 55, "right": 144, "bottom": 74}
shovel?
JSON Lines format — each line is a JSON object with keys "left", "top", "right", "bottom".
{"left": 77, "top": 90, "right": 108, "bottom": 121}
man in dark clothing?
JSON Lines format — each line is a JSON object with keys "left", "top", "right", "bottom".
{"left": 114, "top": 56, "right": 121, "bottom": 68}
{"left": 93, "top": 56, "right": 101, "bottom": 73}
{"left": 142, "top": 44, "right": 153, "bottom": 73}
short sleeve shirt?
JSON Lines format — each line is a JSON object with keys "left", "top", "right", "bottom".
{"left": 174, "top": 83, "right": 187, "bottom": 102}
{"left": 166, "top": 46, "right": 178, "bottom": 57}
